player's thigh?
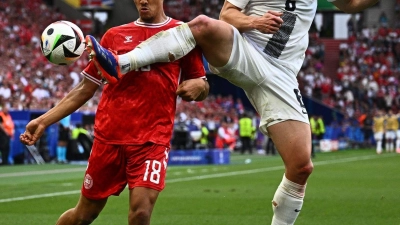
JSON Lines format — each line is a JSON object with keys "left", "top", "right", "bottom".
{"left": 244, "top": 60, "right": 309, "bottom": 135}
{"left": 125, "top": 143, "right": 170, "bottom": 191}
{"left": 189, "top": 15, "right": 234, "bottom": 68}
{"left": 82, "top": 140, "right": 128, "bottom": 200}
{"left": 267, "top": 120, "right": 312, "bottom": 168}
{"left": 209, "top": 30, "right": 267, "bottom": 92}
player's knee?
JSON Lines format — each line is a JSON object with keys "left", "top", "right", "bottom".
{"left": 128, "top": 208, "right": 151, "bottom": 223}
{"left": 190, "top": 15, "right": 215, "bottom": 37}
{"left": 297, "top": 161, "right": 314, "bottom": 177}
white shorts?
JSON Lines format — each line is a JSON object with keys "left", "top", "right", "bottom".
{"left": 209, "top": 27, "right": 309, "bottom": 136}
{"left": 385, "top": 130, "right": 396, "bottom": 140}
{"left": 374, "top": 132, "right": 383, "bottom": 141}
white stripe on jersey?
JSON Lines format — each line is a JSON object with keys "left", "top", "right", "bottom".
{"left": 134, "top": 17, "right": 173, "bottom": 28}
{"left": 81, "top": 71, "right": 102, "bottom": 86}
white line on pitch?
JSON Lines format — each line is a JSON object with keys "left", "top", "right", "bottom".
{"left": 0, "top": 154, "right": 395, "bottom": 203}
{"left": 0, "top": 190, "right": 81, "bottom": 203}
{"left": 0, "top": 168, "right": 86, "bottom": 178}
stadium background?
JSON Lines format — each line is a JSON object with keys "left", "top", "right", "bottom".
{"left": 1, "top": 0, "right": 399, "bottom": 161}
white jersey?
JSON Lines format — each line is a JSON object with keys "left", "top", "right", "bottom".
{"left": 228, "top": 0, "right": 317, "bottom": 73}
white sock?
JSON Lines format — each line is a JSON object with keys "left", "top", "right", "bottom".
{"left": 118, "top": 23, "right": 196, "bottom": 74}
{"left": 271, "top": 174, "right": 306, "bottom": 225}
{"left": 396, "top": 139, "right": 400, "bottom": 150}
{"left": 377, "top": 141, "right": 382, "bottom": 154}
{"left": 385, "top": 143, "right": 390, "bottom": 152}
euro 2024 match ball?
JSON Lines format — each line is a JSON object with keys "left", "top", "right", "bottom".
{"left": 40, "top": 20, "right": 85, "bottom": 65}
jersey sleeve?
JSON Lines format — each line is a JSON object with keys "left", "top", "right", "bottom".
{"left": 180, "top": 46, "right": 206, "bottom": 80}
{"left": 227, "top": 0, "right": 250, "bottom": 10}
{"left": 81, "top": 30, "right": 114, "bottom": 86}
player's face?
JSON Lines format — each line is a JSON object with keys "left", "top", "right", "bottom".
{"left": 134, "top": 0, "right": 165, "bottom": 23}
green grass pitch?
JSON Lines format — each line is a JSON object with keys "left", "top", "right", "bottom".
{"left": 0, "top": 149, "right": 399, "bottom": 225}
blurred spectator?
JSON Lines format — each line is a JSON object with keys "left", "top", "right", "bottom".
{"left": 0, "top": 116, "right": 9, "bottom": 165}
{"left": 199, "top": 122, "right": 209, "bottom": 149}
{"left": 57, "top": 123, "right": 69, "bottom": 163}
{"left": 172, "top": 118, "right": 190, "bottom": 150}
{"left": 0, "top": 104, "right": 14, "bottom": 165}
{"left": 378, "top": 12, "right": 388, "bottom": 27}
{"left": 373, "top": 110, "right": 385, "bottom": 154}
{"left": 71, "top": 124, "right": 91, "bottom": 159}
{"left": 310, "top": 115, "right": 325, "bottom": 157}
{"left": 238, "top": 112, "right": 255, "bottom": 154}
{"left": 215, "top": 119, "right": 236, "bottom": 151}
{"left": 265, "top": 137, "right": 276, "bottom": 156}
{"left": 384, "top": 109, "right": 398, "bottom": 153}
{"left": 360, "top": 111, "right": 374, "bottom": 147}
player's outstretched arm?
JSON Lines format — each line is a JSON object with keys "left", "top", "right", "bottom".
{"left": 219, "top": 1, "right": 283, "bottom": 34}
{"left": 20, "top": 78, "right": 98, "bottom": 146}
{"left": 330, "top": 0, "right": 380, "bottom": 14}
{"left": 176, "top": 78, "right": 209, "bottom": 102}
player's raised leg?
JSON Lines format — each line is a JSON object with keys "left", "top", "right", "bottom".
{"left": 85, "top": 15, "right": 234, "bottom": 84}
{"left": 56, "top": 195, "right": 107, "bottom": 225}
{"left": 267, "top": 121, "right": 313, "bottom": 225}
{"left": 85, "top": 35, "right": 121, "bottom": 84}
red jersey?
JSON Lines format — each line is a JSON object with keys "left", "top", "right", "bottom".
{"left": 81, "top": 18, "right": 205, "bottom": 146}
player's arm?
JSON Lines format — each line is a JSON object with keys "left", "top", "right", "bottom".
{"left": 179, "top": 46, "right": 209, "bottom": 101}
{"left": 329, "top": 0, "right": 379, "bottom": 14}
{"left": 176, "top": 78, "right": 209, "bottom": 102}
{"left": 20, "top": 78, "right": 98, "bottom": 145}
{"left": 219, "top": 0, "right": 283, "bottom": 34}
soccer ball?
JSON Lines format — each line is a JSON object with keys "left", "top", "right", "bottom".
{"left": 40, "top": 21, "right": 85, "bottom": 65}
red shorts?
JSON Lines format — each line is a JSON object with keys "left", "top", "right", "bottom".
{"left": 81, "top": 140, "right": 170, "bottom": 200}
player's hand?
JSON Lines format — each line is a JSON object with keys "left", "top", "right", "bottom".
{"left": 253, "top": 11, "right": 283, "bottom": 34}
{"left": 19, "top": 119, "right": 46, "bottom": 146}
{"left": 176, "top": 78, "right": 206, "bottom": 101}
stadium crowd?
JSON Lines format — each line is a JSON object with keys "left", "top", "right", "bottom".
{"left": 295, "top": 5, "right": 400, "bottom": 148}
{"left": 301, "top": 6, "right": 400, "bottom": 115}
{"left": 164, "top": 0, "right": 224, "bottom": 22}
{"left": 2, "top": 0, "right": 400, "bottom": 152}
{"left": 0, "top": 0, "right": 98, "bottom": 112}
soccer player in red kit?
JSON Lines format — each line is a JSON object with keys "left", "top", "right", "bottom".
{"left": 19, "top": 0, "right": 209, "bottom": 224}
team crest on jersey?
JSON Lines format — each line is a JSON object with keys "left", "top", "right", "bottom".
{"left": 124, "top": 36, "right": 133, "bottom": 43}
{"left": 84, "top": 174, "right": 93, "bottom": 189}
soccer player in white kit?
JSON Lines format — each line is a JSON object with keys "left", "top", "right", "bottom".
{"left": 86, "top": 0, "right": 380, "bottom": 223}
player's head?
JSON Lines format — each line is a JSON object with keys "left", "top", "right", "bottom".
{"left": 0, "top": 104, "right": 8, "bottom": 114}
{"left": 134, "top": 0, "right": 166, "bottom": 23}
